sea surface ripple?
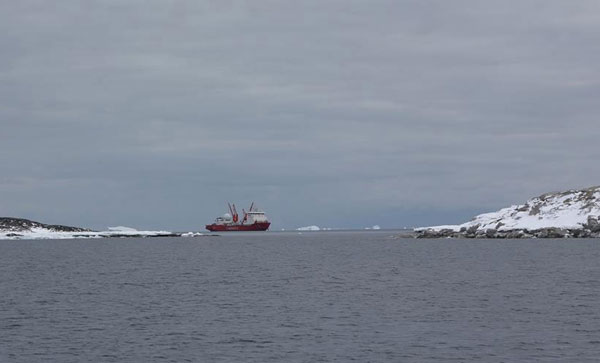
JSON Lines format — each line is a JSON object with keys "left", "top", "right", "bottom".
{"left": 1, "top": 231, "right": 600, "bottom": 362}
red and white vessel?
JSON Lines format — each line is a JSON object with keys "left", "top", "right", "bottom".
{"left": 205, "top": 202, "right": 271, "bottom": 232}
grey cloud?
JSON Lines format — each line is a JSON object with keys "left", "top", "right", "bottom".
{"left": 1, "top": 1, "right": 600, "bottom": 230}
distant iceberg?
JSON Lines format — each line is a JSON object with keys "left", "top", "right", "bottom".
{"left": 296, "top": 225, "right": 320, "bottom": 231}
{"left": 180, "top": 232, "right": 204, "bottom": 237}
{"left": 108, "top": 226, "right": 138, "bottom": 232}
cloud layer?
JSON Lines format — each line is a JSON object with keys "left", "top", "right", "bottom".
{"left": 2, "top": 1, "right": 600, "bottom": 229}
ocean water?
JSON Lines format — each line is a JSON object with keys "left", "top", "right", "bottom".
{"left": 1, "top": 231, "right": 600, "bottom": 362}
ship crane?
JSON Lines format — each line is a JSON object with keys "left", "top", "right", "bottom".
{"left": 242, "top": 202, "right": 255, "bottom": 223}
{"left": 228, "top": 203, "right": 239, "bottom": 223}
{"left": 232, "top": 204, "right": 239, "bottom": 223}
{"left": 228, "top": 203, "right": 234, "bottom": 220}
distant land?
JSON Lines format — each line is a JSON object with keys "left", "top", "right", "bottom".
{"left": 415, "top": 186, "right": 600, "bottom": 238}
{"left": 4, "top": 186, "right": 600, "bottom": 240}
{"left": 0, "top": 217, "right": 205, "bottom": 240}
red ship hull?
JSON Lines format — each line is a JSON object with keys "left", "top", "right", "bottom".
{"left": 205, "top": 222, "right": 271, "bottom": 232}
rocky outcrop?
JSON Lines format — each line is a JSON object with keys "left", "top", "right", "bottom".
{"left": 414, "top": 186, "right": 600, "bottom": 238}
{"left": 414, "top": 225, "right": 600, "bottom": 239}
{"left": 0, "top": 217, "right": 209, "bottom": 240}
{"left": 0, "top": 217, "right": 91, "bottom": 232}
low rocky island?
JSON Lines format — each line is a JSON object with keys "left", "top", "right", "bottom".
{"left": 0, "top": 217, "right": 206, "bottom": 240}
{"left": 415, "top": 186, "right": 600, "bottom": 238}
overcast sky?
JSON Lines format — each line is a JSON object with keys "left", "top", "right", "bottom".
{"left": 1, "top": 1, "right": 600, "bottom": 230}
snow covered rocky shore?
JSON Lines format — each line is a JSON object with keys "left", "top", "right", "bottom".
{"left": 0, "top": 217, "right": 202, "bottom": 240}
{"left": 415, "top": 186, "right": 600, "bottom": 239}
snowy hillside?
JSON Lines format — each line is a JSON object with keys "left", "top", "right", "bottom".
{"left": 416, "top": 186, "right": 600, "bottom": 238}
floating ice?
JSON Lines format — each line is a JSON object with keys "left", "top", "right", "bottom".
{"left": 296, "top": 225, "right": 320, "bottom": 231}
{"left": 108, "top": 226, "right": 138, "bottom": 232}
{"left": 181, "top": 232, "right": 204, "bottom": 237}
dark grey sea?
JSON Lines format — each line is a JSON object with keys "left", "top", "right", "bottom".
{"left": 1, "top": 231, "right": 600, "bottom": 362}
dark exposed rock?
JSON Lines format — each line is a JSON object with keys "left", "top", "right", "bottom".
{"left": 516, "top": 205, "right": 529, "bottom": 212}
{"left": 0, "top": 217, "right": 91, "bottom": 232}
{"left": 537, "top": 228, "right": 566, "bottom": 238}
{"left": 529, "top": 204, "right": 541, "bottom": 215}
{"left": 413, "top": 226, "right": 592, "bottom": 239}
{"left": 466, "top": 225, "right": 479, "bottom": 234}
{"left": 586, "top": 215, "right": 597, "bottom": 226}
{"left": 506, "top": 231, "right": 523, "bottom": 239}
{"left": 584, "top": 216, "right": 600, "bottom": 232}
